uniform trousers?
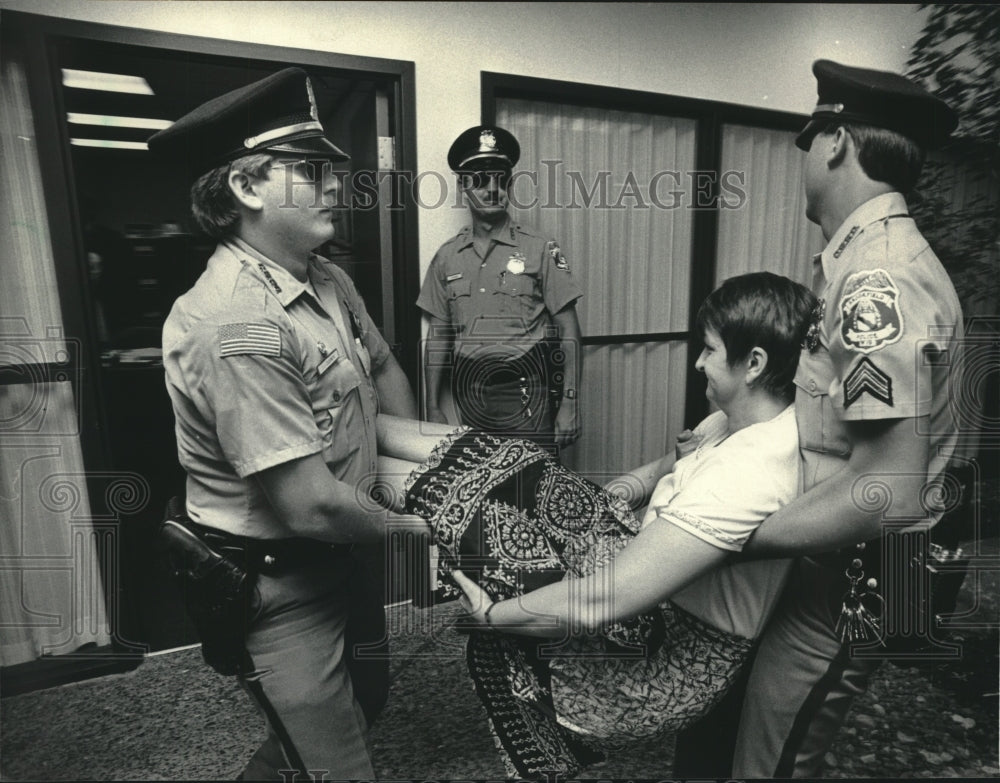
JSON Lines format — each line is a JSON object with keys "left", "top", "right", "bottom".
{"left": 453, "top": 345, "right": 556, "bottom": 445}
{"left": 733, "top": 556, "right": 882, "bottom": 777}
{"left": 238, "top": 552, "right": 387, "bottom": 781}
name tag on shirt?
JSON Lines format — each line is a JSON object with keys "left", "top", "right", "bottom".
{"left": 318, "top": 348, "right": 342, "bottom": 375}
{"left": 446, "top": 273, "right": 464, "bottom": 282}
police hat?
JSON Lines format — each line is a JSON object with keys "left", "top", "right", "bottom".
{"left": 795, "top": 59, "right": 958, "bottom": 151}
{"left": 447, "top": 126, "right": 520, "bottom": 172}
{"left": 147, "top": 67, "right": 349, "bottom": 174}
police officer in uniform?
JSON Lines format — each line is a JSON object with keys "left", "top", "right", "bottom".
{"left": 151, "top": 67, "right": 416, "bottom": 780}
{"left": 418, "top": 126, "right": 583, "bottom": 448}
{"left": 696, "top": 60, "right": 961, "bottom": 777}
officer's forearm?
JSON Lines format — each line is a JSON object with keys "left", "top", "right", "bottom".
{"left": 374, "top": 353, "right": 417, "bottom": 418}
{"left": 741, "top": 417, "right": 930, "bottom": 560}
{"left": 376, "top": 413, "right": 459, "bottom": 462}
{"left": 255, "top": 453, "right": 389, "bottom": 544}
{"left": 552, "top": 306, "right": 582, "bottom": 395}
{"left": 422, "top": 315, "right": 452, "bottom": 413}
{"left": 303, "top": 483, "right": 390, "bottom": 544}
{"left": 424, "top": 363, "right": 444, "bottom": 409}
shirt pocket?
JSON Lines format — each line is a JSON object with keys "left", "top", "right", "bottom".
{"left": 311, "top": 357, "right": 363, "bottom": 465}
{"left": 793, "top": 351, "right": 851, "bottom": 457}
{"left": 446, "top": 278, "right": 472, "bottom": 326}
{"left": 496, "top": 272, "right": 542, "bottom": 322}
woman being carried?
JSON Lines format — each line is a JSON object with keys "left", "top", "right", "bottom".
{"left": 376, "top": 272, "right": 818, "bottom": 777}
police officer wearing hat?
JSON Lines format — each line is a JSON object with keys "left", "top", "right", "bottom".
{"left": 675, "top": 60, "right": 963, "bottom": 778}
{"left": 417, "top": 126, "right": 583, "bottom": 448}
{"left": 150, "top": 67, "right": 416, "bottom": 780}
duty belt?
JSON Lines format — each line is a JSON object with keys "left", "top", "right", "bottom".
{"left": 191, "top": 523, "right": 354, "bottom": 572}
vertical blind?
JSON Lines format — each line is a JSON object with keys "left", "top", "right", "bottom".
{"left": 715, "top": 123, "right": 824, "bottom": 287}
{"left": 1, "top": 51, "right": 111, "bottom": 665}
{"left": 497, "top": 98, "right": 697, "bottom": 479}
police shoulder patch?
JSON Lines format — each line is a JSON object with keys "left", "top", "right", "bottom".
{"left": 548, "top": 240, "right": 569, "bottom": 271}
{"left": 218, "top": 322, "right": 281, "bottom": 357}
{"left": 839, "top": 268, "right": 904, "bottom": 354}
{"left": 844, "top": 356, "right": 893, "bottom": 409}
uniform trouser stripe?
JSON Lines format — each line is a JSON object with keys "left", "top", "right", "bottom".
{"left": 241, "top": 652, "right": 307, "bottom": 776}
{"left": 773, "top": 642, "right": 852, "bottom": 777}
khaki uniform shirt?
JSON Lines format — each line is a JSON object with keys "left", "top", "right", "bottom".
{"left": 795, "top": 192, "right": 962, "bottom": 511}
{"left": 416, "top": 217, "right": 582, "bottom": 361}
{"left": 163, "top": 239, "right": 389, "bottom": 538}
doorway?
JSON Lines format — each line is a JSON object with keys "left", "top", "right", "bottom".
{"left": 4, "top": 11, "right": 420, "bottom": 658}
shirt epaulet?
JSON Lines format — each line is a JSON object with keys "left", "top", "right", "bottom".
{"left": 514, "top": 222, "right": 543, "bottom": 238}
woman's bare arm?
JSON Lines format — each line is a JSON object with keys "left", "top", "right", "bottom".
{"left": 455, "top": 517, "right": 728, "bottom": 638}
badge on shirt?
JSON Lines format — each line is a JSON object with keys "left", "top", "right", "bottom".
{"left": 218, "top": 322, "right": 281, "bottom": 357}
{"left": 844, "top": 357, "right": 893, "bottom": 408}
{"left": 801, "top": 298, "right": 826, "bottom": 353}
{"left": 507, "top": 252, "right": 526, "bottom": 275}
{"left": 839, "top": 269, "right": 903, "bottom": 354}
{"left": 446, "top": 272, "right": 464, "bottom": 282}
{"left": 548, "top": 241, "right": 569, "bottom": 271}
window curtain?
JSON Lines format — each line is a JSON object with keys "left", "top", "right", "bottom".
{"left": 1, "top": 48, "right": 112, "bottom": 665}
{"left": 715, "top": 124, "right": 824, "bottom": 287}
{"left": 496, "top": 98, "right": 696, "bottom": 479}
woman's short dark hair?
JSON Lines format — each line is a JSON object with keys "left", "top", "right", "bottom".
{"left": 820, "top": 122, "right": 926, "bottom": 193}
{"left": 190, "top": 153, "right": 273, "bottom": 240}
{"left": 696, "top": 271, "right": 818, "bottom": 401}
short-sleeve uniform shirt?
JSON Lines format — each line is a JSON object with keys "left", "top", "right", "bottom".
{"left": 416, "top": 217, "right": 582, "bottom": 361}
{"left": 163, "top": 239, "right": 390, "bottom": 538}
{"left": 794, "top": 192, "right": 963, "bottom": 500}
{"left": 640, "top": 406, "right": 801, "bottom": 639}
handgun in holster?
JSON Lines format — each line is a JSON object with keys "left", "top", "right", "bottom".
{"left": 158, "top": 496, "right": 253, "bottom": 676}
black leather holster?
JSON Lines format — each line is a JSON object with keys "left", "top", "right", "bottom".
{"left": 159, "top": 497, "right": 252, "bottom": 676}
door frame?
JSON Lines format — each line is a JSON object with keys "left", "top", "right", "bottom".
{"left": 5, "top": 8, "right": 422, "bottom": 485}
{"left": 1, "top": 9, "right": 421, "bottom": 687}
{"left": 481, "top": 71, "right": 807, "bottom": 427}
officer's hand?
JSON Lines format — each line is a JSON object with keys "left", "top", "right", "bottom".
{"left": 386, "top": 514, "right": 431, "bottom": 536}
{"left": 554, "top": 402, "right": 580, "bottom": 447}
{"left": 425, "top": 406, "right": 449, "bottom": 425}
{"left": 675, "top": 428, "right": 700, "bottom": 460}
{"left": 451, "top": 570, "right": 493, "bottom": 628}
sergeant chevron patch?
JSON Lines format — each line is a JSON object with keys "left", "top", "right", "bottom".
{"left": 844, "top": 356, "right": 893, "bottom": 408}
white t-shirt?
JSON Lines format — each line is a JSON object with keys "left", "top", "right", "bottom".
{"left": 641, "top": 405, "right": 800, "bottom": 639}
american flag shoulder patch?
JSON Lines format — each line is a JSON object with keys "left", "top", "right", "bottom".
{"left": 218, "top": 322, "right": 281, "bottom": 357}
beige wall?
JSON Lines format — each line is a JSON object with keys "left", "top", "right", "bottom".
{"left": 0, "top": 1, "right": 927, "bottom": 274}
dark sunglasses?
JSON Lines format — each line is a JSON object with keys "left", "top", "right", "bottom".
{"left": 460, "top": 170, "right": 512, "bottom": 190}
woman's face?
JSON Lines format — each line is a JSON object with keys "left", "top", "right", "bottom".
{"left": 694, "top": 327, "right": 744, "bottom": 412}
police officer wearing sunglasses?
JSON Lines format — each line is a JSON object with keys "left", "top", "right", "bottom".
{"left": 150, "top": 67, "right": 417, "bottom": 780}
{"left": 418, "top": 126, "right": 583, "bottom": 449}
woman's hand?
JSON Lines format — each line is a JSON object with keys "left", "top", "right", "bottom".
{"left": 451, "top": 570, "right": 494, "bottom": 627}
{"left": 675, "top": 428, "right": 701, "bottom": 460}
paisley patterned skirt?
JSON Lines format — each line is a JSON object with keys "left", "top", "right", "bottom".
{"left": 404, "top": 431, "right": 753, "bottom": 778}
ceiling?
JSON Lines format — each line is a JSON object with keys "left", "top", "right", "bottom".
{"left": 56, "top": 37, "right": 367, "bottom": 148}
